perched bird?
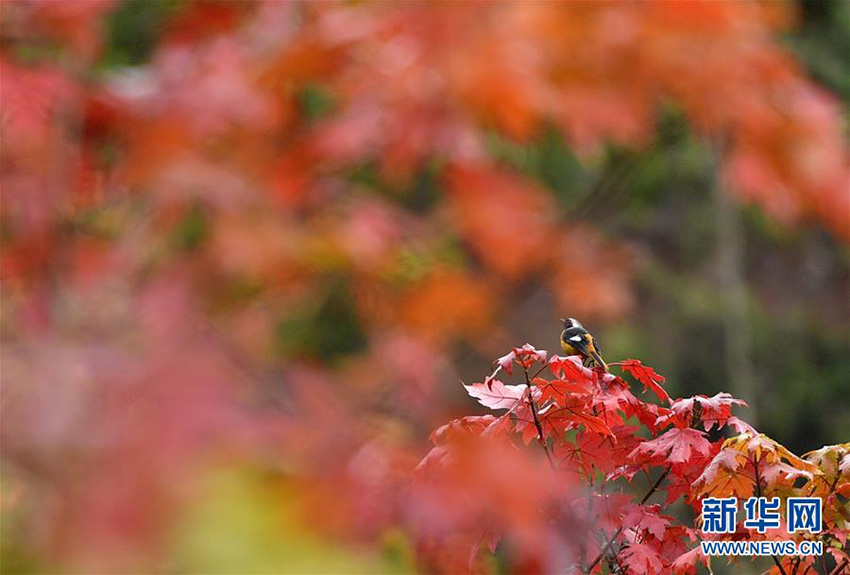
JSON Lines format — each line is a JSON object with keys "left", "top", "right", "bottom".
{"left": 559, "top": 317, "right": 607, "bottom": 370}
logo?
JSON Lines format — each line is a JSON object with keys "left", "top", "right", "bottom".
{"left": 699, "top": 497, "right": 823, "bottom": 557}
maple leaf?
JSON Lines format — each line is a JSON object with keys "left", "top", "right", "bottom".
{"left": 671, "top": 547, "right": 708, "bottom": 575}
{"left": 495, "top": 350, "right": 517, "bottom": 375}
{"left": 463, "top": 381, "right": 527, "bottom": 411}
{"left": 467, "top": 527, "right": 501, "bottom": 575}
{"left": 761, "top": 461, "right": 813, "bottom": 485}
{"left": 803, "top": 443, "right": 850, "bottom": 477}
{"left": 511, "top": 387, "right": 550, "bottom": 444}
{"left": 826, "top": 547, "right": 849, "bottom": 570}
{"left": 694, "top": 433, "right": 819, "bottom": 500}
{"left": 538, "top": 377, "right": 592, "bottom": 405}
{"left": 826, "top": 527, "right": 848, "bottom": 547}
{"left": 428, "top": 415, "right": 500, "bottom": 445}
{"left": 621, "top": 504, "right": 671, "bottom": 540}
{"left": 586, "top": 492, "right": 634, "bottom": 534}
{"left": 592, "top": 377, "right": 633, "bottom": 409}
{"left": 553, "top": 433, "right": 608, "bottom": 478}
{"left": 489, "top": 344, "right": 547, "bottom": 387}
{"left": 661, "top": 440, "right": 723, "bottom": 508}
{"left": 620, "top": 542, "right": 664, "bottom": 575}
{"left": 512, "top": 343, "right": 548, "bottom": 368}
{"left": 800, "top": 443, "right": 849, "bottom": 513}
{"left": 692, "top": 447, "right": 745, "bottom": 490}
{"left": 593, "top": 378, "right": 667, "bottom": 433}
{"left": 618, "top": 359, "right": 671, "bottom": 405}
{"left": 548, "top": 354, "right": 592, "bottom": 381}
{"left": 416, "top": 445, "right": 452, "bottom": 473}
{"left": 539, "top": 396, "right": 613, "bottom": 437}
{"left": 684, "top": 449, "right": 754, "bottom": 498}
{"left": 554, "top": 427, "right": 640, "bottom": 478}
{"left": 726, "top": 416, "right": 758, "bottom": 436}
{"left": 656, "top": 393, "right": 747, "bottom": 431}
{"left": 630, "top": 428, "right": 712, "bottom": 466}
{"left": 741, "top": 434, "right": 817, "bottom": 473}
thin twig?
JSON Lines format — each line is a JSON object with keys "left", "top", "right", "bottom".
{"left": 523, "top": 366, "right": 555, "bottom": 470}
{"left": 529, "top": 362, "right": 550, "bottom": 381}
{"left": 586, "top": 467, "right": 671, "bottom": 573}
{"left": 828, "top": 559, "right": 848, "bottom": 575}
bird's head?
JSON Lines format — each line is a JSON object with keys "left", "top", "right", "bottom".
{"left": 560, "top": 317, "right": 584, "bottom": 330}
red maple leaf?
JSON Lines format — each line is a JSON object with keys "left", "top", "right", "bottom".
{"left": 539, "top": 396, "right": 613, "bottom": 437}
{"left": 587, "top": 492, "right": 634, "bottom": 534}
{"left": 619, "top": 359, "right": 671, "bottom": 405}
{"left": 664, "top": 440, "right": 723, "bottom": 508}
{"left": 671, "top": 547, "right": 708, "bottom": 575}
{"left": 594, "top": 378, "right": 667, "bottom": 432}
{"left": 620, "top": 541, "right": 664, "bottom": 575}
{"left": 656, "top": 392, "right": 747, "bottom": 431}
{"left": 621, "top": 503, "right": 671, "bottom": 540}
{"left": 548, "top": 354, "right": 592, "bottom": 381}
{"left": 538, "top": 377, "right": 592, "bottom": 405}
{"left": 554, "top": 427, "right": 640, "bottom": 478}
{"left": 428, "top": 415, "right": 500, "bottom": 445}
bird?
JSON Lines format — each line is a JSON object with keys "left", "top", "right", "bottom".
{"left": 559, "top": 317, "right": 607, "bottom": 370}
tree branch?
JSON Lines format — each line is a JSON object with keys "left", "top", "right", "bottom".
{"left": 586, "top": 467, "right": 671, "bottom": 573}
{"left": 523, "top": 366, "right": 555, "bottom": 470}
{"left": 828, "top": 559, "right": 848, "bottom": 575}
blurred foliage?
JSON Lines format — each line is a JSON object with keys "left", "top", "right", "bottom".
{"left": 275, "top": 276, "right": 368, "bottom": 362}
{"left": 103, "top": 0, "right": 182, "bottom": 67}
{"left": 1, "top": 0, "right": 848, "bottom": 573}
{"left": 172, "top": 468, "right": 412, "bottom": 574}
{"left": 787, "top": 0, "right": 850, "bottom": 101}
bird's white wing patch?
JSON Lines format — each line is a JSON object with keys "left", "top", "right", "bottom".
{"left": 569, "top": 335, "right": 583, "bottom": 342}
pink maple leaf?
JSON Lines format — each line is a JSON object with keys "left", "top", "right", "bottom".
{"left": 630, "top": 428, "right": 712, "bottom": 465}
{"left": 463, "top": 380, "right": 527, "bottom": 411}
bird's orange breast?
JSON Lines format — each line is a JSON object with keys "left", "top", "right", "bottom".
{"left": 560, "top": 340, "right": 577, "bottom": 355}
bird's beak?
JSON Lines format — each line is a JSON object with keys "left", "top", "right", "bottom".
{"left": 559, "top": 318, "right": 567, "bottom": 326}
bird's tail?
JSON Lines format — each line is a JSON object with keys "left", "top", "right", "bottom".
{"left": 589, "top": 349, "right": 608, "bottom": 371}
{"left": 581, "top": 349, "right": 608, "bottom": 371}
